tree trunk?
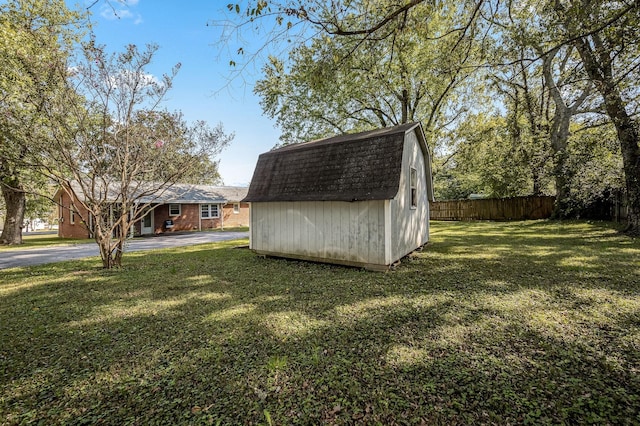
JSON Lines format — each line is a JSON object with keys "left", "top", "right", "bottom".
{"left": 608, "top": 101, "right": 640, "bottom": 235}
{"left": 573, "top": 37, "right": 640, "bottom": 235}
{"left": 550, "top": 113, "right": 573, "bottom": 218}
{"left": 400, "top": 88, "right": 409, "bottom": 124}
{"left": 0, "top": 179, "right": 26, "bottom": 245}
{"left": 532, "top": 170, "right": 543, "bottom": 196}
{"left": 112, "top": 214, "right": 130, "bottom": 268}
{"left": 94, "top": 225, "right": 114, "bottom": 269}
{"left": 97, "top": 237, "right": 115, "bottom": 269}
{"left": 541, "top": 47, "right": 586, "bottom": 219}
{"left": 94, "top": 214, "right": 128, "bottom": 269}
{"left": 552, "top": 151, "right": 572, "bottom": 218}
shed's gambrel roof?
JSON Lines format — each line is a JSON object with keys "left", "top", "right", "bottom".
{"left": 244, "top": 122, "right": 427, "bottom": 202}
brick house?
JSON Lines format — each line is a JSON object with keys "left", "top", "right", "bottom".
{"left": 56, "top": 182, "right": 249, "bottom": 239}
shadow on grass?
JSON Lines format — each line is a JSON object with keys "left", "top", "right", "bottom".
{"left": 1, "top": 222, "right": 639, "bottom": 424}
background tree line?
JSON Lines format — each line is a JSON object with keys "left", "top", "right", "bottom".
{"left": 222, "top": 0, "right": 639, "bottom": 235}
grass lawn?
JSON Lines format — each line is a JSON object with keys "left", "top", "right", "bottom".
{"left": 1, "top": 220, "right": 639, "bottom": 425}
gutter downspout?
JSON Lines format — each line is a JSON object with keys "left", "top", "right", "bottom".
{"left": 129, "top": 206, "right": 134, "bottom": 238}
{"left": 221, "top": 202, "right": 227, "bottom": 230}
{"left": 220, "top": 202, "right": 229, "bottom": 231}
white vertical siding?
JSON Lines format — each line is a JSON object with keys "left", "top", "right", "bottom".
{"left": 250, "top": 200, "right": 387, "bottom": 266}
{"left": 340, "top": 203, "right": 350, "bottom": 258}
{"left": 322, "top": 202, "right": 331, "bottom": 259}
{"left": 327, "top": 202, "right": 340, "bottom": 260}
{"left": 390, "top": 130, "right": 430, "bottom": 261}
{"left": 249, "top": 128, "right": 431, "bottom": 269}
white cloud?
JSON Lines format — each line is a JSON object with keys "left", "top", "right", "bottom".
{"left": 99, "top": 2, "right": 142, "bottom": 24}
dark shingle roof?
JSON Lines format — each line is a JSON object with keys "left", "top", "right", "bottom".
{"left": 243, "top": 122, "right": 422, "bottom": 202}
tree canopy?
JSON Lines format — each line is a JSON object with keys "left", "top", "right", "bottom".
{"left": 0, "top": 0, "right": 82, "bottom": 244}
{"left": 1, "top": 0, "right": 234, "bottom": 267}
{"left": 223, "top": 0, "right": 640, "bottom": 234}
{"left": 36, "top": 41, "right": 233, "bottom": 268}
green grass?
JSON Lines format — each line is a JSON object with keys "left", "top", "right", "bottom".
{"left": 0, "top": 233, "right": 92, "bottom": 251}
{"left": 213, "top": 226, "right": 249, "bottom": 232}
{"left": 1, "top": 220, "right": 639, "bottom": 425}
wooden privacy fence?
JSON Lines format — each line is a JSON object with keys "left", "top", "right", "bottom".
{"left": 430, "top": 196, "right": 555, "bottom": 221}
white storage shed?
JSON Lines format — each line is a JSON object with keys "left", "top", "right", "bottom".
{"left": 243, "top": 122, "right": 434, "bottom": 270}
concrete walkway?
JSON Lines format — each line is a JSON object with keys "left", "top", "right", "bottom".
{"left": 0, "top": 231, "right": 249, "bottom": 270}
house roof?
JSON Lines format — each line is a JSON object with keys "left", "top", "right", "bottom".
{"left": 243, "top": 122, "right": 428, "bottom": 202}
{"left": 60, "top": 181, "right": 248, "bottom": 204}
{"left": 146, "top": 184, "right": 248, "bottom": 204}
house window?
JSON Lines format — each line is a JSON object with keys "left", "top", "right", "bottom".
{"left": 410, "top": 167, "right": 417, "bottom": 209}
{"left": 233, "top": 203, "right": 240, "bottom": 214}
{"left": 70, "top": 207, "right": 75, "bottom": 224}
{"left": 169, "top": 203, "right": 181, "bottom": 216}
{"left": 201, "top": 204, "right": 219, "bottom": 219}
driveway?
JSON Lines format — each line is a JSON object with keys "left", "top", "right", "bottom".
{"left": 0, "top": 231, "right": 249, "bottom": 270}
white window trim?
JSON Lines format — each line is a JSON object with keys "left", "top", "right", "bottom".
{"left": 410, "top": 167, "right": 418, "bottom": 210}
{"left": 200, "top": 204, "right": 220, "bottom": 219}
{"left": 169, "top": 203, "right": 181, "bottom": 216}
{"left": 233, "top": 203, "right": 240, "bottom": 214}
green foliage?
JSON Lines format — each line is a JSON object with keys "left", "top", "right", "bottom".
{"left": 1, "top": 221, "right": 639, "bottom": 424}
{"left": 254, "top": 0, "right": 487, "bottom": 145}
{"left": 435, "top": 113, "right": 551, "bottom": 199}
{"left": 23, "top": 192, "right": 54, "bottom": 223}
{"left": 36, "top": 40, "right": 233, "bottom": 268}
{"left": 563, "top": 124, "right": 625, "bottom": 215}
{"left": 229, "top": 1, "right": 638, "bottom": 228}
{"left": 0, "top": 0, "right": 83, "bottom": 243}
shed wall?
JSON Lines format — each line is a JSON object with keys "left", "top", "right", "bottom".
{"left": 390, "top": 130, "right": 430, "bottom": 261}
{"left": 250, "top": 200, "right": 387, "bottom": 266}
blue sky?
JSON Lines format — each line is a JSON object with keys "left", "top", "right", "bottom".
{"left": 77, "top": 0, "right": 282, "bottom": 186}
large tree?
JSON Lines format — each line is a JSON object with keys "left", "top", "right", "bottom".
{"left": 490, "top": 41, "right": 553, "bottom": 197}
{"left": 549, "top": 0, "right": 640, "bottom": 234}
{"left": 226, "top": 0, "right": 490, "bottom": 150}
{"left": 225, "top": 0, "right": 640, "bottom": 232}
{"left": 541, "top": 46, "right": 595, "bottom": 217}
{"left": 0, "top": 0, "right": 81, "bottom": 244}
{"left": 492, "top": 11, "right": 598, "bottom": 213}
{"left": 435, "top": 113, "right": 539, "bottom": 199}
{"left": 35, "top": 41, "right": 233, "bottom": 268}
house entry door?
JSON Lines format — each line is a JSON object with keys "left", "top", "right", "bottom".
{"left": 141, "top": 210, "right": 154, "bottom": 235}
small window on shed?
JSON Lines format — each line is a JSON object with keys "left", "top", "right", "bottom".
{"left": 233, "top": 203, "right": 240, "bottom": 214}
{"left": 169, "top": 203, "right": 181, "bottom": 216}
{"left": 410, "top": 167, "right": 417, "bottom": 209}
